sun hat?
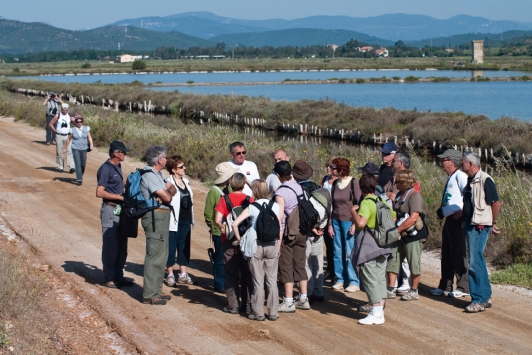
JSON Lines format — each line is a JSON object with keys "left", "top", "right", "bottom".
{"left": 291, "top": 160, "right": 313, "bottom": 180}
{"left": 214, "top": 162, "right": 239, "bottom": 184}
{"left": 61, "top": 103, "right": 69, "bottom": 109}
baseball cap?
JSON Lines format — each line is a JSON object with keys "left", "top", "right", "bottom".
{"left": 381, "top": 142, "right": 397, "bottom": 154}
{"left": 50, "top": 91, "right": 55, "bottom": 96}
{"left": 358, "top": 162, "right": 379, "bottom": 175}
{"left": 437, "top": 149, "right": 462, "bottom": 161}
{"left": 109, "top": 141, "right": 130, "bottom": 153}
{"left": 61, "top": 103, "right": 69, "bottom": 109}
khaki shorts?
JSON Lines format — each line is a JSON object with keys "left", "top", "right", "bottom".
{"left": 386, "top": 240, "right": 422, "bottom": 276}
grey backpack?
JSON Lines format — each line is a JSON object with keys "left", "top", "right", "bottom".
{"left": 365, "top": 196, "right": 399, "bottom": 247}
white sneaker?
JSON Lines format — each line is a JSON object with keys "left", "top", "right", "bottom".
{"left": 278, "top": 298, "right": 296, "bottom": 313}
{"left": 397, "top": 284, "right": 410, "bottom": 293}
{"left": 165, "top": 274, "right": 176, "bottom": 287}
{"left": 359, "top": 310, "right": 385, "bottom": 325}
{"left": 448, "top": 290, "right": 470, "bottom": 298}
{"left": 332, "top": 282, "right": 344, "bottom": 291}
{"left": 345, "top": 285, "right": 360, "bottom": 293}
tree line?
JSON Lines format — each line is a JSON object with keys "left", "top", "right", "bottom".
{"left": 3, "top": 37, "right": 531, "bottom": 63}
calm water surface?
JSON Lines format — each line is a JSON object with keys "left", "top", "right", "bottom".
{"left": 150, "top": 81, "right": 532, "bottom": 120}
{"left": 18, "top": 70, "right": 532, "bottom": 120}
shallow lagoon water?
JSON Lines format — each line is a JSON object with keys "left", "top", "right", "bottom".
{"left": 18, "top": 70, "right": 532, "bottom": 120}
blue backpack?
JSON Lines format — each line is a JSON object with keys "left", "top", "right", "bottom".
{"left": 123, "top": 169, "right": 160, "bottom": 219}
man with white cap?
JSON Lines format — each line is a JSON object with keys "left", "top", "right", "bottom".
{"left": 48, "top": 103, "right": 75, "bottom": 173}
{"left": 204, "top": 162, "right": 239, "bottom": 293}
{"left": 430, "top": 149, "right": 470, "bottom": 299}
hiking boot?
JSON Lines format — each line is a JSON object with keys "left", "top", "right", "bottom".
{"left": 165, "top": 274, "right": 176, "bottom": 287}
{"left": 158, "top": 293, "right": 171, "bottom": 301}
{"left": 465, "top": 302, "right": 485, "bottom": 313}
{"left": 430, "top": 288, "right": 450, "bottom": 296}
{"left": 358, "top": 303, "right": 373, "bottom": 313}
{"left": 278, "top": 299, "right": 296, "bottom": 313}
{"left": 46, "top": 142, "right": 50, "bottom": 146}
{"left": 268, "top": 314, "right": 278, "bottom": 321}
{"left": 448, "top": 290, "right": 470, "bottom": 298}
{"left": 483, "top": 298, "right": 492, "bottom": 309}
{"left": 69, "top": 168, "right": 75, "bottom": 174}
{"left": 103, "top": 281, "right": 120, "bottom": 289}
{"left": 222, "top": 306, "right": 239, "bottom": 314}
{"left": 359, "top": 310, "right": 385, "bottom": 325}
{"left": 332, "top": 282, "right": 344, "bottom": 291}
{"left": 248, "top": 314, "right": 266, "bottom": 321}
{"left": 345, "top": 285, "right": 360, "bottom": 293}
{"left": 387, "top": 289, "right": 397, "bottom": 299}
{"left": 76, "top": 181, "right": 82, "bottom": 186}
{"left": 142, "top": 297, "right": 167, "bottom": 305}
{"left": 401, "top": 290, "right": 419, "bottom": 301}
{"left": 177, "top": 273, "right": 194, "bottom": 285}
{"left": 295, "top": 296, "right": 310, "bottom": 310}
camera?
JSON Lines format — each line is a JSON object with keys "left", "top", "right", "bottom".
{"left": 51, "top": 107, "right": 57, "bottom": 115}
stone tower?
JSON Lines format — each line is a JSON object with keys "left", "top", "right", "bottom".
{"left": 472, "top": 40, "right": 484, "bottom": 63}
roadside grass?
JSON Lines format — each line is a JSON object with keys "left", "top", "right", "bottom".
{"left": 490, "top": 263, "right": 532, "bottom": 289}
{"left": 0, "top": 249, "right": 60, "bottom": 353}
{"left": 1, "top": 89, "right": 532, "bottom": 268}
{"left": 4, "top": 79, "right": 532, "bottom": 157}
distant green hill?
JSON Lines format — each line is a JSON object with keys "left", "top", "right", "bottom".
{"left": 0, "top": 19, "right": 213, "bottom": 55}
{"left": 406, "top": 30, "right": 532, "bottom": 48}
{"left": 211, "top": 28, "right": 393, "bottom": 47}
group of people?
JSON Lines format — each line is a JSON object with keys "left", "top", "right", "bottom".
{"left": 43, "top": 92, "right": 93, "bottom": 185}
{"left": 94, "top": 138, "right": 501, "bottom": 324}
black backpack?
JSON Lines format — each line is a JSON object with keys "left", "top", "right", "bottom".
{"left": 252, "top": 200, "right": 280, "bottom": 243}
{"left": 278, "top": 185, "right": 319, "bottom": 235}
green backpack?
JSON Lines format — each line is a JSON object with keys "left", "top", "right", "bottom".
{"left": 365, "top": 197, "right": 399, "bottom": 247}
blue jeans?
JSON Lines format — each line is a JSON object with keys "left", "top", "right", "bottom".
{"left": 212, "top": 234, "right": 226, "bottom": 290}
{"left": 332, "top": 219, "right": 359, "bottom": 286}
{"left": 167, "top": 219, "right": 191, "bottom": 268}
{"left": 465, "top": 222, "right": 492, "bottom": 304}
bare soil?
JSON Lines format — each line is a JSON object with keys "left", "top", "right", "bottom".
{"left": 0, "top": 116, "right": 531, "bottom": 355}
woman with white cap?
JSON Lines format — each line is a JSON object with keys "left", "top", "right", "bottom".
{"left": 64, "top": 115, "right": 93, "bottom": 185}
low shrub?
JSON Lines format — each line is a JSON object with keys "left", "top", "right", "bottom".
{"left": 404, "top": 76, "right": 419, "bottom": 82}
{"left": 355, "top": 78, "right": 365, "bottom": 84}
{"left": 81, "top": 63, "right": 91, "bottom": 69}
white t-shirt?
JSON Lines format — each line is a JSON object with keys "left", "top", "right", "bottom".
{"left": 441, "top": 170, "right": 468, "bottom": 217}
{"left": 228, "top": 160, "right": 260, "bottom": 196}
{"left": 248, "top": 198, "right": 280, "bottom": 229}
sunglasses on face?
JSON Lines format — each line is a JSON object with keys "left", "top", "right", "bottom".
{"left": 177, "top": 164, "right": 185, "bottom": 169}
{"left": 234, "top": 151, "right": 246, "bottom": 156}
{"left": 75, "top": 120, "right": 83, "bottom": 123}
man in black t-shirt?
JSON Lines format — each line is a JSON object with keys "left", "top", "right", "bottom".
{"left": 378, "top": 142, "right": 397, "bottom": 189}
{"left": 461, "top": 152, "right": 501, "bottom": 313}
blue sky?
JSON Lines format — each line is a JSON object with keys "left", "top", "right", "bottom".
{"left": 2, "top": 0, "right": 531, "bottom": 30}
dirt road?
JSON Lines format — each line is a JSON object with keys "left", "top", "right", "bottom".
{"left": 0, "top": 117, "right": 531, "bottom": 355}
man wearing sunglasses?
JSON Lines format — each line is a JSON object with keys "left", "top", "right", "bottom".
{"left": 227, "top": 141, "right": 260, "bottom": 196}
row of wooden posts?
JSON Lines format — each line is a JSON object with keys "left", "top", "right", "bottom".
{"left": 15, "top": 87, "right": 532, "bottom": 167}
